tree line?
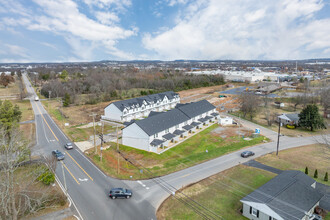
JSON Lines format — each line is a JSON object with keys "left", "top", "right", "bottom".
{"left": 29, "top": 67, "right": 225, "bottom": 105}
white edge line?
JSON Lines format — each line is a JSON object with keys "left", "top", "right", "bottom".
{"left": 54, "top": 172, "right": 84, "bottom": 220}
{"left": 75, "top": 149, "right": 107, "bottom": 177}
{"left": 73, "top": 214, "right": 80, "bottom": 220}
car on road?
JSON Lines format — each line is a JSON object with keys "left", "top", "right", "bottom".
{"left": 241, "top": 151, "right": 255, "bottom": 158}
{"left": 64, "top": 142, "right": 73, "bottom": 150}
{"left": 52, "top": 150, "right": 65, "bottom": 160}
{"left": 34, "top": 96, "right": 39, "bottom": 101}
{"left": 109, "top": 188, "right": 132, "bottom": 199}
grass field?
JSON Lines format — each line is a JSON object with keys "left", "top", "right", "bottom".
{"left": 256, "top": 144, "right": 330, "bottom": 186}
{"left": 87, "top": 124, "right": 267, "bottom": 179}
{"left": 157, "top": 165, "right": 275, "bottom": 220}
{"left": 231, "top": 103, "right": 330, "bottom": 137}
{"left": 0, "top": 78, "right": 20, "bottom": 97}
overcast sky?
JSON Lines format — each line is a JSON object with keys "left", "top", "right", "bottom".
{"left": 0, "top": 0, "right": 330, "bottom": 62}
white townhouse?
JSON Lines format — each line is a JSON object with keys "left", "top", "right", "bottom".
{"left": 122, "top": 100, "right": 219, "bottom": 153}
{"left": 102, "top": 91, "right": 180, "bottom": 122}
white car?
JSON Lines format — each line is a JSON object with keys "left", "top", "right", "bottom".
{"left": 34, "top": 96, "right": 39, "bottom": 101}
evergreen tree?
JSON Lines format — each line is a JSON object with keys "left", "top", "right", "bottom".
{"left": 325, "top": 172, "right": 328, "bottom": 182}
{"left": 314, "top": 169, "right": 318, "bottom": 178}
{"left": 63, "top": 93, "right": 70, "bottom": 107}
{"left": 305, "top": 167, "right": 308, "bottom": 175}
{"left": 0, "top": 100, "right": 22, "bottom": 132}
{"left": 299, "top": 104, "right": 326, "bottom": 131}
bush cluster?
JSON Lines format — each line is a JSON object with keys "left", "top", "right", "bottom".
{"left": 38, "top": 170, "right": 55, "bottom": 185}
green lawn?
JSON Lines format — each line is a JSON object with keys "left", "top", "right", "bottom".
{"left": 157, "top": 165, "right": 276, "bottom": 220}
{"left": 88, "top": 124, "right": 267, "bottom": 179}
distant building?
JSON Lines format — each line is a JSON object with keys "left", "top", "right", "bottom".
{"left": 122, "top": 100, "right": 219, "bottom": 153}
{"left": 277, "top": 113, "right": 299, "bottom": 126}
{"left": 241, "top": 170, "right": 325, "bottom": 220}
{"left": 218, "top": 116, "right": 233, "bottom": 126}
{"left": 102, "top": 91, "right": 180, "bottom": 122}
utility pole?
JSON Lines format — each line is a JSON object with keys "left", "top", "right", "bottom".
{"left": 99, "top": 121, "right": 105, "bottom": 162}
{"left": 48, "top": 90, "right": 51, "bottom": 101}
{"left": 116, "top": 125, "right": 119, "bottom": 174}
{"left": 276, "top": 119, "right": 281, "bottom": 156}
{"left": 89, "top": 113, "right": 97, "bottom": 154}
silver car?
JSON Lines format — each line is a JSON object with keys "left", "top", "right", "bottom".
{"left": 64, "top": 143, "right": 73, "bottom": 150}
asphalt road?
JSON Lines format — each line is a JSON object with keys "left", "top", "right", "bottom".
{"left": 22, "top": 74, "right": 326, "bottom": 220}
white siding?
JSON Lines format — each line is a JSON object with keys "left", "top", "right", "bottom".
{"left": 104, "top": 104, "right": 123, "bottom": 121}
{"left": 122, "top": 123, "right": 150, "bottom": 151}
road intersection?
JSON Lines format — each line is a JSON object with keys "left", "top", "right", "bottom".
{"left": 22, "top": 73, "right": 324, "bottom": 220}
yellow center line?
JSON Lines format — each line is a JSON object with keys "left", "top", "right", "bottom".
{"left": 35, "top": 103, "right": 59, "bottom": 142}
{"left": 61, "top": 161, "right": 80, "bottom": 185}
{"left": 66, "top": 151, "right": 94, "bottom": 181}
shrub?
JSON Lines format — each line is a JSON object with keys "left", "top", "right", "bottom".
{"left": 305, "top": 167, "right": 308, "bottom": 175}
{"left": 314, "top": 169, "right": 318, "bottom": 178}
{"left": 286, "top": 124, "right": 295, "bottom": 129}
{"left": 324, "top": 172, "right": 328, "bottom": 182}
{"left": 38, "top": 170, "right": 55, "bottom": 185}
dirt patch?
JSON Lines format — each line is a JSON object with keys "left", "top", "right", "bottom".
{"left": 211, "top": 127, "right": 252, "bottom": 138}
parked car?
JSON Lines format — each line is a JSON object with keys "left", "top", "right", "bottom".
{"left": 241, "top": 151, "right": 255, "bottom": 158}
{"left": 109, "top": 188, "right": 132, "bottom": 199}
{"left": 64, "top": 143, "right": 73, "bottom": 150}
{"left": 52, "top": 150, "right": 65, "bottom": 160}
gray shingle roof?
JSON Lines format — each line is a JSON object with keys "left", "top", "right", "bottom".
{"left": 150, "top": 139, "right": 165, "bottom": 146}
{"left": 162, "top": 133, "right": 175, "bottom": 140}
{"left": 198, "top": 117, "right": 208, "bottom": 122}
{"left": 211, "top": 112, "right": 219, "bottom": 116}
{"left": 173, "top": 129, "right": 185, "bottom": 136}
{"left": 241, "top": 170, "right": 323, "bottom": 220}
{"left": 285, "top": 113, "right": 299, "bottom": 122}
{"left": 182, "top": 125, "right": 193, "bottom": 130}
{"left": 110, "top": 91, "right": 179, "bottom": 111}
{"left": 191, "top": 122, "right": 201, "bottom": 127}
{"left": 135, "top": 109, "right": 190, "bottom": 136}
{"left": 176, "top": 100, "right": 216, "bottom": 118}
{"left": 131, "top": 100, "right": 215, "bottom": 136}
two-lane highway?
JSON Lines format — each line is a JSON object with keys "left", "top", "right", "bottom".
{"left": 23, "top": 74, "right": 157, "bottom": 220}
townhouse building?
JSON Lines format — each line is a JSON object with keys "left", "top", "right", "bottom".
{"left": 122, "top": 100, "right": 219, "bottom": 153}
{"left": 102, "top": 91, "right": 180, "bottom": 122}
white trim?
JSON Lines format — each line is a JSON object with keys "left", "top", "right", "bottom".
{"left": 240, "top": 201, "right": 284, "bottom": 220}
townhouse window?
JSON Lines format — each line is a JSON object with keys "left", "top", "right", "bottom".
{"left": 184, "top": 121, "right": 187, "bottom": 125}
{"left": 165, "top": 129, "right": 169, "bottom": 134}
{"left": 154, "top": 133, "right": 158, "bottom": 138}
{"left": 250, "top": 207, "right": 259, "bottom": 218}
{"left": 175, "top": 125, "right": 179, "bottom": 129}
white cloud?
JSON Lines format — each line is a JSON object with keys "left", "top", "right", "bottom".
{"left": 83, "top": 0, "right": 131, "bottom": 11}
{"left": 143, "top": 0, "right": 330, "bottom": 60}
{"left": 1, "top": 0, "right": 137, "bottom": 60}
{"left": 4, "top": 44, "right": 29, "bottom": 58}
{"left": 95, "top": 11, "right": 120, "bottom": 24}
{"left": 166, "top": 0, "right": 189, "bottom": 7}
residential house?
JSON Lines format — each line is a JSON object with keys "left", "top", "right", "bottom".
{"left": 277, "top": 113, "right": 299, "bottom": 126}
{"left": 122, "top": 100, "right": 219, "bottom": 153}
{"left": 240, "top": 170, "right": 324, "bottom": 220}
{"left": 102, "top": 91, "right": 180, "bottom": 122}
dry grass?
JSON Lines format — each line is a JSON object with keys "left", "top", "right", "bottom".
{"left": 0, "top": 78, "right": 20, "bottom": 97}
{"left": 256, "top": 144, "right": 330, "bottom": 185}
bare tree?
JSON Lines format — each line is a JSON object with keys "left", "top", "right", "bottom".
{"left": 239, "top": 92, "right": 260, "bottom": 120}
{"left": 320, "top": 87, "right": 330, "bottom": 118}
{"left": 0, "top": 128, "right": 64, "bottom": 219}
